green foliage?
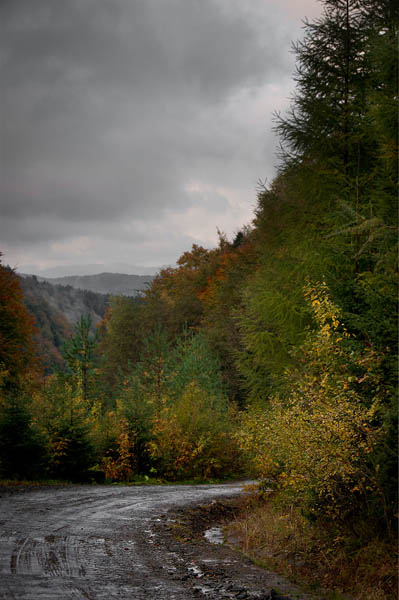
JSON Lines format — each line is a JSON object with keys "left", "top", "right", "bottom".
{"left": 199, "top": 229, "right": 255, "bottom": 404}
{"left": 235, "top": 179, "right": 326, "bottom": 401}
{"left": 98, "top": 329, "right": 237, "bottom": 481}
{"left": 0, "top": 391, "right": 45, "bottom": 480}
{"left": 97, "top": 295, "right": 144, "bottom": 385}
{"left": 46, "top": 423, "right": 94, "bottom": 483}
{"left": 30, "top": 373, "right": 97, "bottom": 481}
{"left": 110, "top": 380, "right": 156, "bottom": 477}
{"left": 148, "top": 382, "right": 242, "bottom": 480}
{"left": 167, "top": 330, "right": 226, "bottom": 401}
{"left": 124, "top": 324, "right": 172, "bottom": 410}
{"left": 233, "top": 7, "right": 398, "bottom": 541}
{"left": 276, "top": 0, "right": 380, "bottom": 180}
{"left": 237, "top": 282, "right": 393, "bottom": 534}
{"left": 63, "top": 315, "right": 98, "bottom": 405}
{"left": 370, "top": 395, "right": 398, "bottom": 534}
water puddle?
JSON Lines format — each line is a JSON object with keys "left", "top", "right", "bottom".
{"left": 204, "top": 527, "right": 224, "bottom": 544}
{"left": 144, "top": 529, "right": 156, "bottom": 544}
{"left": 201, "top": 558, "right": 237, "bottom": 565}
{"left": 188, "top": 563, "right": 204, "bottom": 578}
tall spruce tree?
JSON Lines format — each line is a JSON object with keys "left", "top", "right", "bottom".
{"left": 63, "top": 315, "right": 97, "bottom": 407}
{"left": 267, "top": 0, "right": 398, "bottom": 532}
{"left": 276, "top": 0, "right": 369, "bottom": 181}
{"left": 274, "top": 0, "right": 398, "bottom": 333}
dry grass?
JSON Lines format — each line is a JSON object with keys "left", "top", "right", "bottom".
{"left": 225, "top": 492, "right": 397, "bottom": 600}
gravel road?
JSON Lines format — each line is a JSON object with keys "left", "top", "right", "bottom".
{"left": 0, "top": 483, "right": 315, "bottom": 600}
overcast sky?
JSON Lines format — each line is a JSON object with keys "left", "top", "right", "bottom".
{"left": 1, "top": 0, "right": 322, "bottom": 277}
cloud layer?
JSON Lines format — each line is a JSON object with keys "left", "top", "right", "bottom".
{"left": 1, "top": 0, "right": 321, "bottom": 274}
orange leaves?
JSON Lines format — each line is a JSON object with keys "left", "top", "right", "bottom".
{"left": 102, "top": 428, "right": 135, "bottom": 482}
{"left": 176, "top": 244, "right": 210, "bottom": 269}
{"left": 0, "top": 261, "right": 41, "bottom": 390}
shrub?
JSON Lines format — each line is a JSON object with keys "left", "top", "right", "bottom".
{"left": 237, "top": 282, "right": 389, "bottom": 534}
{"left": 148, "top": 382, "right": 242, "bottom": 480}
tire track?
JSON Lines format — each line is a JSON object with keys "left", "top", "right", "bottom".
{"left": 0, "top": 482, "right": 250, "bottom": 598}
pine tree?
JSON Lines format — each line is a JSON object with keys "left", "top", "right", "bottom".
{"left": 276, "top": 0, "right": 370, "bottom": 182}
{"left": 63, "top": 315, "right": 97, "bottom": 407}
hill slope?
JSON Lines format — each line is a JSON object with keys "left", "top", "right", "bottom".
{"left": 39, "top": 272, "right": 154, "bottom": 296}
{"left": 20, "top": 275, "right": 109, "bottom": 372}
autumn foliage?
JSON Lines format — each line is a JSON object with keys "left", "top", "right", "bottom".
{"left": 237, "top": 282, "right": 390, "bottom": 531}
{"left": 0, "top": 259, "right": 40, "bottom": 390}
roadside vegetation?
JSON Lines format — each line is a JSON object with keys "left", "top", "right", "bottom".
{"left": 226, "top": 491, "right": 397, "bottom": 600}
{"left": 0, "top": 1, "right": 397, "bottom": 597}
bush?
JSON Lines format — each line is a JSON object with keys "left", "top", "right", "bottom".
{"left": 148, "top": 382, "right": 243, "bottom": 480}
{"left": 237, "top": 282, "right": 390, "bottom": 535}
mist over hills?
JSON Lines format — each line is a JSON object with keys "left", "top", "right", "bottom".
{"left": 18, "top": 271, "right": 154, "bottom": 372}
{"left": 38, "top": 272, "right": 154, "bottom": 296}
{"left": 18, "top": 263, "right": 161, "bottom": 278}
{"left": 21, "top": 275, "right": 109, "bottom": 328}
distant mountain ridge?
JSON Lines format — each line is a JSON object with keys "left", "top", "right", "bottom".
{"left": 35, "top": 272, "right": 154, "bottom": 296}
{"left": 18, "top": 262, "right": 161, "bottom": 277}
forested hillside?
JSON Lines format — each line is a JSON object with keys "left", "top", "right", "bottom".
{"left": 19, "top": 275, "right": 109, "bottom": 372}
{"left": 0, "top": 2, "right": 397, "bottom": 597}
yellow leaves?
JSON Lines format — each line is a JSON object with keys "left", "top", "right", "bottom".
{"left": 101, "top": 423, "right": 135, "bottom": 482}
{"left": 52, "top": 438, "right": 69, "bottom": 458}
{"left": 148, "top": 382, "right": 241, "bottom": 480}
{"left": 320, "top": 324, "right": 331, "bottom": 337}
{"left": 237, "top": 280, "right": 385, "bottom": 522}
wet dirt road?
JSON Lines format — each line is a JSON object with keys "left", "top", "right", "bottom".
{"left": 0, "top": 482, "right": 247, "bottom": 599}
{"left": 0, "top": 483, "right": 317, "bottom": 600}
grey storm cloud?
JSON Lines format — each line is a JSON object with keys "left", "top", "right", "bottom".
{"left": 0, "top": 0, "right": 318, "bottom": 272}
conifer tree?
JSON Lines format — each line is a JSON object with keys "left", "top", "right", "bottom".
{"left": 276, "top": 0, "right": 369, "bottom": 181}
{"left": 63, "top": 315, "right": 97, "bottom": 407}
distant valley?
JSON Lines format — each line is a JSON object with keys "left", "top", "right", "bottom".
{"left": 19, "top": 271, "right": 153, "bottom": 372}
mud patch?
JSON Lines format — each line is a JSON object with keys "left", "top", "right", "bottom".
{"left": 161, "top": 497, "right": 242, "bottom": 541}
{"left": 149, "top": 498, "right": 319, "bottom": 600}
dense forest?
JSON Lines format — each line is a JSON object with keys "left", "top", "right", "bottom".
{"left": 0, "top": 1, "right": 397, "bottom": 596}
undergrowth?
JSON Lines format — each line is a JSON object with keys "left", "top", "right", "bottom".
{"left": 0, "top": 479, "right": 73, "bottom": 486}
{"left": 225, "top": 491, "right": 397, "bottom": 600}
